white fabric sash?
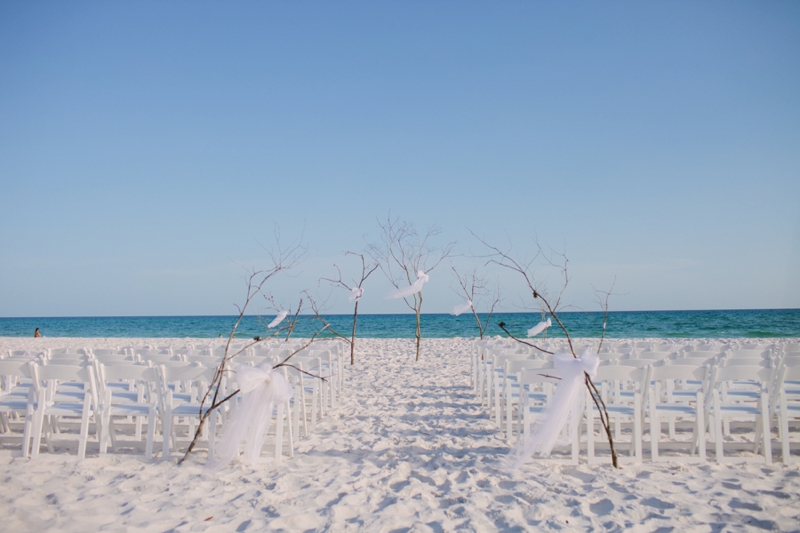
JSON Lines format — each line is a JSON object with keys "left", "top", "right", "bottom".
{"left": 207, "top": 363, "right": 293, "bottom": 470}
{"left": 387, "top": 270, "right": 429, "bottom": 300}
{"left": 348, "top": 287, "right": 364, "bottom": 302}
{"left": 450, "top": 300, "right": 473, "bottom": 316}
{"left": 507, "top": 348, "right": 599, "bottom": 470}
{"left": 527, "top": 318, "right": 552, "bottom": 337}
{"left": 267, "top": 310, "right": 288, "bottom": 328}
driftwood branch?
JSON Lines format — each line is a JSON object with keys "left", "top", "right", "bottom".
{"left": 475, "top": 232, "right": 620, "bottom": 468}
{"left": 368, "top": 213, "right": 454, "bottom": 361}
{"left": 320, "top": 251, "right": 379, "bottom": 364}
{"left": 451, "top": 265, "right": 500, "bottom": 340}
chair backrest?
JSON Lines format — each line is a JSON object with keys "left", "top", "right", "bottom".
{"left": 91, "top": 348, "right": 124, "bottom": 357}
{"left": 94, "top": 354, "right": 137, "bottom": 365}
{"left": 32, "top": 362, "right": 99, "bottom": 408}
{"left": 668, "top": 356, "right": 716, "bottom": 367}
{"left": 714, "top": 365, "right": 773, "bottom": 388}
{"left": 518, "top": 367, "right": 562, "bottom": 389}
{"left": 505, "top": 358, "right": 553, "bottom": 375}
{"left": 186, "top": 354, "right": 223, "bottom": 367}
{"left": 726, "top": 348, "right": 771, "bottom": 359}
{"left": 634, "top": 351, "right": 669, "bottom": 361}
{"left": 159, "top": 363, "right": 208, "bottom": 382}
{"left": 616, "top": 358, "right": 652, "bottom": 368}
{"left": 649, "top": 363, "right": 708, "bottom": 384}
{"left": 0, "top": 359, "right": 35, "bottom": 393}
{"left": 100, "top": 363, "right": 158, "bottom": 383}
{"left": 98, "top": 363, "right": 160, "bottom": 401}
{"left": 721, "top": 356, "right": 771, "bottom": 368}
{"left": 6, "top": 349, "right": 36, "bottom": 360}
{"left": 593, "top": 364, "right": 649, "bottom": 384}
{"left": 142, "top": 354, "right": 182, "bottom": 364}
{"left": 777, "top": 364, "right": 800, "bottom": 386}
{"left": 782, "top": 355, "right": 800, "bottom": 368}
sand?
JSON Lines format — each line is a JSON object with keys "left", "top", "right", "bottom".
{"left": 1, "top": 337, "right": 799, "bottom": 532}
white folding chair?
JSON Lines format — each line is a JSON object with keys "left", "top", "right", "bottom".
{"left": 778, "top": 365, "right": 800, "bottom": 464}
{"left": 29, "top": 363, "right": 100, "bottom": 460}
{"left": 159, "top": 364, "right": 217, "bottom": 459}
{"left": 648, "top": 364, "right": 711, "bottom": 462}
{"left": 713, "top": 365, "right": 773, "bottom": 464}
{"left": 0, "top": 359, "right": 36, "bottom": 456}
{"left": 586, "top": 365, "right": 649, "bottom": 464}
{"left": 516, "top": 368, "right": 579, "bottom": 465}
{"left": 502, "top": 359, "right": 553, "bottom": 442}
{"left": 97, "top": 363, "right": 160, "bottom": 459}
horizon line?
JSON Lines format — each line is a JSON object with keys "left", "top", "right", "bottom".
{"left": 1, "top": 307, "right": 799, "bottom": 320}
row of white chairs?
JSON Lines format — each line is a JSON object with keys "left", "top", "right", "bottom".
{"left": 0, "top": 339, "right": 347, "bottom": 463}
{"left": 472, "top": 337, "right": 800, "bottom": 464}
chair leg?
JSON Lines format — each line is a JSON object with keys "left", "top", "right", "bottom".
{"left": 505, "top": 392, "right": 513, "bottom": 442}
{"left": 275, "top": 403, "right": 285, "bottom": 463}
{"left": 286, "top": 402, "right": 294, "bottom": 458}
{"left": 145, "top": 406, "right": 155, "bottom": 460}
{"left": 77, "top": 395, "right": 92, "bottom": 460}
{"left": 761, "top": 392, "right": 772, "bottom": 465}
{"left": 586, "top": 391, "right": 595, "bottom": 465}
{"left": 714, "top": 392, "right": 724, "bottom": 463}
{"left": 162, "top": 402, "right": 172, "bottom": 460}
{"left": 780, "top": 391, "right": 790, "bottom": 464}
{"left": 100, "top": 412, "right": 110, "bottom": 456}
{"left": 649, "top": 391, "right": 659, "bottom": 461}
{"left": 30, "top": 391, "right": 46, "bottom": 459}
{"left": 208, "top": 409, "right": 216, "bottom": 460}
{"left": 634, "top": 393, "right": 642, "bottom": 463}
{"left": 697, "top": 392, "right": 706, "bottom": 461}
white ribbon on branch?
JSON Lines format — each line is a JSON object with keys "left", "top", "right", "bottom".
{"left": 507, "top": 348, "right": 599, "bottom": 470}
{"left": 207, "top": 363, "right": 293, "bottom": 470}
{"left": 450, "top": 300, "right": 473, "bottom": 316}
{"left": 348, "top": 287, "right": 364, "bottom": 302}
{"left": 386, "top": 270, "right": 429, "bottom": 300}
{"left": 267, "top": 310, "right": 288, "bottom": 328}
{"left": 527, "top": 318, "right": 552, "bottom": 337}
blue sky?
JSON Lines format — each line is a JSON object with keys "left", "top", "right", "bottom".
{"left": 1, "top": 1, "right": 798, "bottom": 317}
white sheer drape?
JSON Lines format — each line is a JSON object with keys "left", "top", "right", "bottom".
{"left": 348, "top": 287, "right": 364, "bottom": 302}
{"left": 451, "top": 300, "right": 473, "bottom": 316}
{"left": 267, "top": 311, "right": 288, "bottom": 328}
{"left": 207, "top": 363, "right": 293, "bottom": 470}
{"left": 507, "top": 348, "right": 599, "bottom": 470}
{"left": 387, "top": 270, "right": 429, "bottom": 300}
{"left": 527, "top": 318, "right": 552, "bottom": 337}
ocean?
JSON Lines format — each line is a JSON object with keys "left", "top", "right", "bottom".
{"left": 0, "top": 309, "right": 798, "bottom": 339}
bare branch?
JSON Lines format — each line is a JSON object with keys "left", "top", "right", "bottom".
{"left": 369, "top": 214, "right": 454, "bottom": 361}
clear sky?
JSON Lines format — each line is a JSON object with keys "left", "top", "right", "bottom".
{"left": 1, "top": 1, "right": 798, "bottom": 317}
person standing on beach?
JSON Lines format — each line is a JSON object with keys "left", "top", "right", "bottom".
{"left": 34, "top": 327, "right": 42, "bottom": 338}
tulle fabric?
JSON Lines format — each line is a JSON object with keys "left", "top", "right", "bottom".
{"left": 206, "top": 363, "right": 293, "bottom": 471}
{"left": 348, "top": 287, "right": 364, "bottom": 302}
{"left": 267, "top": 310, "right": 288, "bottom": 328}
{"left": 386, "top": 270, "right": 429, "bottom": 300}
{"left": 451, "top": 300, "right": 473, "bottom": 316}
{"left": 507, "top": 348, "right": 599, "bottom": 470}
{"left": 527, "top": 318, "right": 552, "bottom": 337}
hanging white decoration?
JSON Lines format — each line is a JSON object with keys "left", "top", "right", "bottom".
{"left": 386, "top": 270, "right": 429, "bottom": 299}
{"left": 207, "top": 363, "right": 293, "bottom": 470}
{"left": 267, "top": 310, "right": 287, "bottom": 328}
{"left": 527, "top": 318, "right": 552, "bottom": 337}
{"left": 451, "top": 300, "right": 473, "bottom": 316}
{"left": 506, "top": 348, "right": 599, "bottom": 469}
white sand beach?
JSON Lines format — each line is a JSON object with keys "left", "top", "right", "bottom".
{"left": 1, "top": 337, "right": 799, "bottom": 532}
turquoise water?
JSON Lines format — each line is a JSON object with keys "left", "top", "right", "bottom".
{"left": 0, "top": 309, "right": 798, "bottom": 339}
